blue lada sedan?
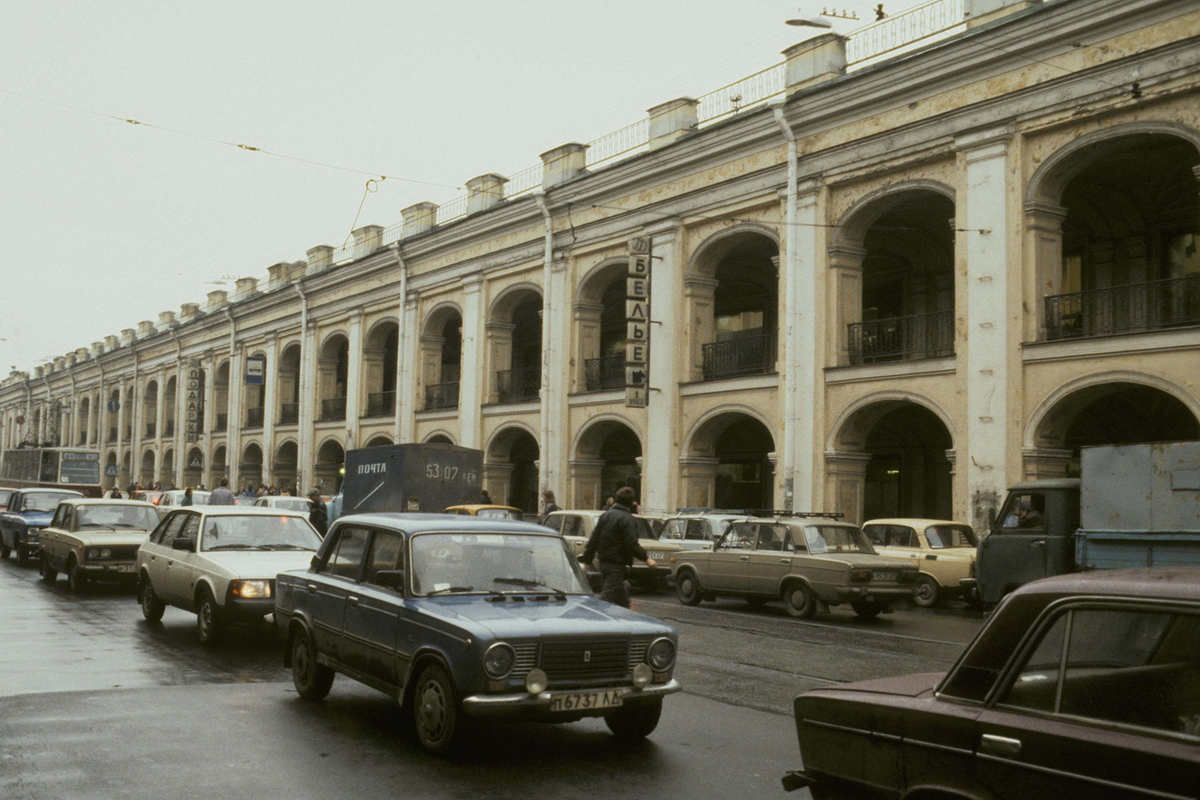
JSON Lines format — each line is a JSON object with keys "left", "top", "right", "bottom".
{"left": 274, "top": 513, "right": 681, "bottom": 753}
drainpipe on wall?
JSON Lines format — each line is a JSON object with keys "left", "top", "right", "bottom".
{"left": 534, "top": 192, "right": 555, "bottom": 498}
{"left": 170, "top": 328, "right": 185, "bottom": 479}
{"left": 23, "top": 376, "right": 33, "bottom": 445}
{"left": 293, "top": 281, "right": 311, "bottom": 492}
{"left": 390, "top": 243, "right": 407, "bottom": 444}
{"left": 772, "top": 103, "right": 800, "bottom": 513}
{"left": 223, "top": 308, "right": 239, "bottom": 490}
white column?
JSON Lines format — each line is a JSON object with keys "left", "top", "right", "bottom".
{"left": 346, "top": 312, "right": 364, "bottom": 449}
{"left": 958, "top": 127, "right": 1013, "bottom": 532}
{"left": 298, "top": 321, "right": 317, "bottom": 491}
{"left": 263, "top": 336, "right": 279, "bottom": 480}
{"left": 173, "top": 365, "right": 186, "bottom": 484}
{"left": 459, "top": 278, "right": 484, "bottom": 448}
{"left": 644, "top": 220, "right": 682, "bottom": 513}
{"left": 398, "top": 292, "right": 420, "bottom": 443}
{"left": 227, "top": 347, "right": 243, "bottom": 490}
{"left": 543, "top": 257, "right": 570, "bottom": 495}
{"left": 153, "top": 368, "right": 166, "bottom": 482}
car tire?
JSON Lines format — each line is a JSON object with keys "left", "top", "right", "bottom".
{"left": 851, "top": 600, "right": 884, "bottom": 619}
{"left": 16, "top": 544, "right": 30, "bottom": 568}
{"left": 604, "top": 698, "right": 662, "bottom": 740}
{"left": 67, "top": 558, "right": 87, "bottom": 592}
{"left": 291, "top": 629, "right": 334, "bottom": 700}
{"left": 676, "top": 570, "right": 704, "bottom": 606}
{"left": 140, "top": 578, "right": 165, "bottom": 622}
{"left": 40, "top": 558, "right": 57, "bottom": 583}
{"left": 196, "top": 588, "right": 224, "bottom": 645}
{"left": 413, "top": 664, "right": 464, "bottom": 754}
{"left": 911, "top": 575, "right": 940, "bottom": 608}
{"left": 783, "top": 582, "right": 817, "bottom": 619}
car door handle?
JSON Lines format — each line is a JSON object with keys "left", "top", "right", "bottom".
{"left": 347, "top": 596, "right": 359, "bottom": 607}
{"left": 739, "top": 556, "right": 750, "bottom": 561}
{"left": 980, "top": 734, "right": 1022, "bottom": 757}
{"left": 1030, "top": 540, "right": 1045, "bottom": 548}
{"left": 779, "top": 558, "right": 791, "bottom": 564}
{"left": 306, "top": 584, "right": 317, "bottom": 595}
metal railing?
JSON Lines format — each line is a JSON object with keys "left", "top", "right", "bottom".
{"left": 245, "top": 407, "right": 264, "bottom": 428}
{"left": 702, "top": 331, "right": 778, "bottom": 381}
{"left": 1045, "top": 275, "right": 1200, "bottom": 340}
{"left": 320, "top": 397, "right": 347, "bottom": 421}
{"left": 424, "top": 382, "right": 460, "bottom": 411}
{"left": 367, "top": 390, "right": 396, "bottom": 417}
{"left": 496, "top": 366, "right": 541, "bottom": 404}
{"left": 584, "top": 353, "right": 627, "bottom": 391}
{"left": 278, "top": 402, "right": 299, "bottom": 425}
{"left": 846, "top": 0, "right": 965, "bottom": 64}
{"left": 848, "top": 310, "right": 954, "bottom": 364}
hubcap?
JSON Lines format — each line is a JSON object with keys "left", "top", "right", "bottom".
{"left": 419, "top": 682, "right": 446, "bottom": 739}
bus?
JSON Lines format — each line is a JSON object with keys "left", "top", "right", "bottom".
{"left": 0, "top": 447, "right": 103, "bottom": 497}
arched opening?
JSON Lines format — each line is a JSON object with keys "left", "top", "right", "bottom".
{"left": 365, "top": 322, "right": 400, "bottom": 417}
{"left": 318, "top": 335, "right": 349, "bottom": 421}
{"left": 78, "top": 397, "right": 90, "bottom": 446}
{"left": 240, "top": 442, "right": 264, "bottom": 491}
{"left": 1039, "top": 134, "right": 1200, "bottom": 339}
{"left": 485, "top": 427, "right": 539, "bottom": 512}
{"left": 684, "top": 412, "right": 776, "bottom": 512}
{"left": 183, "top": 447, "right": 204, "bottom": 489}
{"left": 577, "top": 262, "right": 630, "bottom": 392}
{"left": 161, "top": 448, "right": 175, "bottom": 489}
{"left": 163, "top": 375, "right": 177, "bottom": 438}
{"left": 425, "top": 433, "right": 454, "bottom": 445}
{"left": 364, "top": 434, "right": 393, "bottom": 448}
{"left": 105, "top": 451, "right": 118, "bottom": 490}
{"left": 315, "top": 439, "right": 345, "bottom": 493}
{"left": 107, "top": 389, "right": 120, "bottom": 443}
{"left": 210, "top": 445, "right": 227, "bottom": 488}
{"left": 244, "top": 352, "right": 266, "bottom": 428}
{"left": 489, "top": 289, "right": 542, "bottom": 404}
{"left": 421, "top": 307, "right": 462, "bottom": 410}
{"left": 1031, "top": 382, "right": 1200, "bottom": 476}
{"left": 139, "top": 449, "right": 155, "bottom": 487}
{"left": 143, "top": 380, "right": 159, "bottom": 439}
{"left": 123, "top": 383, "right": 134, "bottom": 441}
{"left": 278, "top": 343, "right": 302, "bottom": 424}
{"left": 213, "top": 361, "right": 230, "bottom": 432}
{"left": 120, "top": 450, "right": 132, "bottom": 489}
{"left": 691, "top": 232, "right": 779, "bottom": 381}
{"left": 273, "top": 441, "right": 298, "bottom": 493}
{"left": 573, "top": 419, "right": 643, "bottom": 508}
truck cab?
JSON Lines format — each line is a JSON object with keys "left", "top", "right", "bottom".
{"left": 975, "top": 479, "right": 1080, "bottom": 605}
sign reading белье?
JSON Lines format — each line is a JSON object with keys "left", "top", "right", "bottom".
{"left": 626, "top": 237, "right": 650, "bottom": 408}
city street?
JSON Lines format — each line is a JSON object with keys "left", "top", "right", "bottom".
{"left": 0, "top": 556, "right": 986, "bottom": 799}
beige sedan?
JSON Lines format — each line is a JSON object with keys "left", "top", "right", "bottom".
{"left": 862, "top": 518, "right": 979, "bottom": 607}
{"left": 39, "top": 498, "right": 161, "bottom": 591}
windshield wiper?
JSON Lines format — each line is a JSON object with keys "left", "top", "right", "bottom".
{"left": 493, "top": 577, "right": 568, "bottom": 595}
{"left": 427, "top": 585, "right": 476, "bottom": 595}
{"left": 258, "top": 543, "right": 314, "bottom": 551}
{"left": 205, "top": 544, "right": 256, "bottom": 551}
{"left": 110, "top": 523, "right": 148, "bottom": 529}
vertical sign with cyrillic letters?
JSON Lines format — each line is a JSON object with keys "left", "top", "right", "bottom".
{"left": 625, "top": 237, "right": 651, "bottom": 407}
{"left": 185, "top": 359, "right": 201, "bottom": 443}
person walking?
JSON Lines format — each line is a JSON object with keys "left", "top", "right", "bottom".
{"left": 307, "top": 488, "right": 329, "bottom": 537}
{"left": 580, "top": 487, "right": 655, "bottom": 608}
{"left": 539, "top": 489, "right": 560, "bottom": 524}
{"left": 181, "top": 486, "right": 194, "bottom": 507}
{"left": 209, "top": 478, "right": 235, "bottom": 505}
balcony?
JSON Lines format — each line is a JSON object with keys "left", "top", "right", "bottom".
{"left": 164, "top": 420, "right": 174, "bottom": 437}
{"left": 848, "top": 311, "right": 954, "bottom": 365}
{"left": 145, "top": 422, "right": 156, "bottom": 439}
{"left": 214, "top": 414, "right": 227, "bottom": 433}
{"left": 245, "top": 407, "right": 264, "bottom": 428}
{"left": 367, "top": 391, "right": 397, "bottom": 417}
{"left": 1045, "top": 275, "right": 1200, "bottom": 340}
{"left": 320, "top": 396, "right": 347, "bottom": 422}
{"left": 424, "top": 382, "right": 460, "bottom": 411}
{"left": 279, "top": 403, "right": 299, "bottom": 425}
{"left": 496, "top": 366, "right": 541, "bottom": 404}
{"left": 702, "top": 331, "right": 777, "bottom": 381}
{"left": 584, "top": 353, "right": 626, "bottom": 392}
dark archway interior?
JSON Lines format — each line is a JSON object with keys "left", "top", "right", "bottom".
{"left": 713, "top": 417, "right": 774, "bottom": 512}
{"left": 440, "top": 315, "right": 461, "bottom": 383}
{"left": 863, "top": 405, "right": 953, "bottom": 520}
{"left": 713, "top": 237, "right": 778, "bottom": 338}
{"left": 508, "top": 432, "right": 540, "bottom": 514}
{"left": 861, "top": 192, "right": 955, "bottom": 322}
{"left": 598, "top": 425, "right": 642, "bottom": 503}
{"left": 511, "top": 296, "right": 542, "bottom": 372}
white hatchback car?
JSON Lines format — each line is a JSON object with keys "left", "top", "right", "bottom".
{"left": 136, "top": 506, "right": 322, "bottom": 643}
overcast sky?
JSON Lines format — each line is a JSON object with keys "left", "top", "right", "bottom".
{"left": 0, "top": 0, "right": 927, "bottom": 373}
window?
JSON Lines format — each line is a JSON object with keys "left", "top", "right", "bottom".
{"left": 152, "top": 513, "right": 189, "bottom": 546}
{"left": 541, "top": 515, "right": 564, "bottom": 533}
{"left": 926, "top": 525, "right": 977, "bottom": 548}
{"left": 720, "top": 525, "right": 755, "bottom": 550}
{"left": 560, "top": 516, "right": 582, "bottom": 537}
{"left": 364, "top": 531, "right": 404, "bottom": 586}
{"left": 999, "top": 493, "right": 1046, "bottom": 531}
{"left": 755, "top": 524, "right": 786, "bottom": 551}
{"left": 867, "top": 525, "right": 918, "bottom": 548}
{"left": 686, "top": 520, "right": 708, "bottom": 541}
{"left": 662, "top": 520, "right": 686, "bottom": 541}
{"left": 324, "top": 527, "right": 369, "bottom": 580}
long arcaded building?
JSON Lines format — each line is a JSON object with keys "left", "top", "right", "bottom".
{"left": 2, "top": 0, "right": 1198, "bottom": 530}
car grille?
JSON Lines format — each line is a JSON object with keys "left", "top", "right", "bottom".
{"left": 509, "top": 639, "right": 652, "bottom": 686}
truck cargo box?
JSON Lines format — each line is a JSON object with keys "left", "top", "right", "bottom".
{"left": 342, "top": 443, "right": 483, "bottom": 515}
{"left": 1080, "top": 442, "right": 1200, "bottom": 533}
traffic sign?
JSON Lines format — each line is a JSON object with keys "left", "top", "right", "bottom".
{"left": 104, "top": 465, "right": 119, "bottom": 478}
{"left": 107, "top": 399, "right": 120, "bottom": 413}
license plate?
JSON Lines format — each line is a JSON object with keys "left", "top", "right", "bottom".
{"left": 872, "top": 571, "right": 897, "bottom": 582}
{"left": 647, "top": 552, "right": 664, "bottom": 561}
{"left": 549, "top": 690, "right": 623, "bottom": 712}
{"left": 116, "top": 564, "right": 135, "bottom": 573}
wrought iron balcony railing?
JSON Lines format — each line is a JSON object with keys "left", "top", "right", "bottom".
{"left": 320, "top": 396, "right": 347, "bottom": 422}
{"left": 278, "top": 402, "right": 299, "bottom": 425}
{"left": 584, "top": 353, "right": 627, "bottom": 391}
{"left": 496, "top": 366, "right": 541, "bottom": 404}
{"left": 702, "top": 331, "right": 777, "bottom": 381}
{"left": 245, "top": 407, "right": 264, "bottom": 428}
{"left": 367, "top": 390, "right": 397, "bottom": 417}
{"left": 424, "top": 382, "right": 460, "bottom": 411}
{"left": 1045, "top": 275, "right": 1200, "bottom": 340}
{"left": 848, "top": 311, "right": 954, "bottom": 365}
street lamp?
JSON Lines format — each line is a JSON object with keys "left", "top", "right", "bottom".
{"left": 786, "top": 14, "right": 833, "bottom": 28}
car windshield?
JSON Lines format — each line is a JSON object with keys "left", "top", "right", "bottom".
{"left": 24, "top": 492, "right": 78, "bottom": 513}
{"left": 0, "top": 490, "right": 12, "bottom": 506}
{"left": 633, "top": 517, "right": 656, "bottom": 540}
{"left": 76, "top": 505, "right": 160, "bottom": 530}
{"left": 200, "top": 515, "right": 321, "bottom": 551}
{"left": 410, "top": 532, "right": 589, "bottom": 596}
{"left": 804, "top": 525, "right": 876, "bottom": 554}
{"left": 475, "top": 508, "right": 522, "bottom": 520}
{"left": 926, "top": 525, "right": 977, "bottom": 548}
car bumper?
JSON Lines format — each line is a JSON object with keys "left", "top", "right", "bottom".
{"left": 78, "top": 562, "right": 138, "bottom": 580}
{"left": 224, "top": 596, "right": 277, "bottom": 620}
{"left": 829, "top": 585, "right": 914, "bottom": 603}
{"left": 461, "top": 678, "right": 681, "bottom": 718}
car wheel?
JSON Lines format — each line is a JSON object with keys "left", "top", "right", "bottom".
{"left": 675, "top": 570, "right": 703, "bottom": 606}
{"left": 67, "top": 558, "right": 87, "bottom": 592}
{"left": 40, "top": 558, "right": 57, "bottom": 583}
{"left": 16, "top": 545, "right": 30, "bottom": 568}
{"left": 783, "top": 582, "right": 817, "bottom": 619}
{"left": 851, "top": 600, "right": 883, "bottom": 619}
{"left": 196, "top": 588, "right": 224, "bottom": 645}
{"left": 911, "top": 575, "right": 940, "bottom": 608}
{"left": 413, "top": 664, "right": 464, "bottom": 754}
{"left": 291, "top": 629, "right": 334, "bottom": 700}
{"left": 604, "top": 698, "right": 662, "bottom": 740}
{"left": 140, "top": 578, "right": 165, "bottom": 622}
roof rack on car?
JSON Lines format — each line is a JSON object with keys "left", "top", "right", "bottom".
{"left": 750, "top": 510, "right": 845, "bottom": 521}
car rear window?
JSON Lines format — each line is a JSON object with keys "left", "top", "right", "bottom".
{"left": 926, "top": 525, "right": 977, "bottom": 548}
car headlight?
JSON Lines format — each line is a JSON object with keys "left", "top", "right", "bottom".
{"left": 85, "top": 548, "right": 113, "bottom": 560}
{"left": 230, "top": 579, "right": 272, "bottom": 599}
{"left": 484, "top": 642, "right": 515, "bottom": 679}
{"left": 22, "top": 528, "right": 41, "bottom": 541}
{"left": 647, "top": 637, "right": 676, "bottom": 672}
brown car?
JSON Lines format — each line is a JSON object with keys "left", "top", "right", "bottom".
{"left": 784, "top": 568, "right": 1200, "bottom": 798}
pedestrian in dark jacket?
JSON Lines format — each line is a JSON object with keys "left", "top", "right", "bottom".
{"left": 580, "top": 487, "right": 655, "bottom": 608}
{"left": 307, "top": 488, "right": 328, "bottom": 537}
{"left": 538, "top": 489, "right": 560, "bottom": 524}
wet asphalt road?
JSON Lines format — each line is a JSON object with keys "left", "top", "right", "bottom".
{"left": 0, "top": 556, "right": 986, "bottom": 799}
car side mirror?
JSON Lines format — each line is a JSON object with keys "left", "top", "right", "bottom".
{"left": 375, "top": 569, "right": 405, "bottom": 590}
{"left": 172, "top": 537, "right": 196, "bottom": 552}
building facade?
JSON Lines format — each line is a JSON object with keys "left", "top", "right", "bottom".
{"left": 3, "top": 0, "right": 1198, "bottom": 531}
